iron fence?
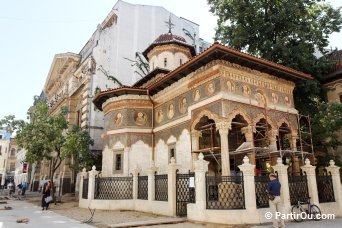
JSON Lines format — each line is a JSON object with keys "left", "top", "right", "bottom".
{"left": 138, "top": 175, "right": 148, "bottom": 200}
{"left": 255, "top": 176, "right": 269, "bottom": 208}
{"left": 206, "top": 174, "right": 245, "bottom": 209}
{"left": 82, "top": 178, "right": 88, "bottom": 199}
{"left": 155, "top": 174, "right": 168, "bottom": 201}
{"left": 176, "top": 172, "right": 195, "bottom": 216}
{"left": 94, "top": 176, "right": 133, "bottom": 200}
{"left": 316, "top": 173, "right": 335, "bottom": 203}
{"left": 288, "top": 173, "right": 309, "bottom": 205}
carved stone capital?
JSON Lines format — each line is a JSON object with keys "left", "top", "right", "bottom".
{"left": 216, "top": 121, "right": 231, "bottom": 135}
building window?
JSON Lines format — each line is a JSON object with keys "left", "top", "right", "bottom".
{"left": 113, "top": 150, "right": 123, "bottom": 173}
{"left": 168, "top": 144, "right": 176, "bottom": 163}
{"left": 164, "top": 58, "right": 167, "bottom": 67}
{"left": 0, "top": 146, "right": 2, "bottom": 155}
{"left": 0, "top": 135, "right": 3, "bottom": 139}
{"left": 180, "top": 59, "right": 183, "bottom": 65}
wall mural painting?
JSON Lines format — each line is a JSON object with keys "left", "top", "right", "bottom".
{"left": 284, "top": 96, "right": 291, "bottom": 107}
{"left": 114, "top": 112, "right": 123, "bottom": 126}
{"left": 242, "top": 84, "right": 251, "bottom": 96}
{"left": 206, "top": 81, "right": 215, "bottom": 95}
{"left": 156, "top": 109, "right": 164, "bottom": 123}
{"left": 271, "top": 92, "right": 278, "bottom": 104}
{"left": 255, "top": 92, "right": 267, "bottom": 107}
{"left": 179, "top": 97, "right": 187, "bottom": 114}
{"left": 193, "top": 88, "right": 201, "bottom": 101}
{"left": 135, "top": 112, "right": 147, "bottom": 125}
{"left": 226, "top": 80, "right": 235, "bottom": 92}
{"left": 168, "top": 103, "right": 175, "bottom": 119}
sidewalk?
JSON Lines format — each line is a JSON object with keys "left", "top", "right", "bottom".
{"left": 0, "top": 199, "right": 94, "bottom": 228}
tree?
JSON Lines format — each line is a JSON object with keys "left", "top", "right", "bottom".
{"left": 208, "top": 0, "right": 342, "bottom": 160}
{"left": 1, "top": 98, "right": 96, "bottom": 197}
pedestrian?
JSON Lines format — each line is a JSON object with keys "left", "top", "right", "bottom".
{"left": 41, "top": 180, "right": 52, "bottom": 210}
{"left": 21, "top": 181, "right": 27, "bottom": 196}
{"left": 267, "top": 173, "right": 285, "bottom": 228}
{"left": 7, "top": 181, "right": 15, "bottom": 197}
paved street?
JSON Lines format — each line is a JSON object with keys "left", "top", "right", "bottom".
{"left": 1, "top": 198, "right": 342, "bottom": 228}
{"left": 0, "top": 200, "right": 94, "bottom": 228}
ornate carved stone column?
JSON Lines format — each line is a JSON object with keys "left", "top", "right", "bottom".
{"left": 326, "top": 160, "right": 342, "bottom": 216}
{"left": 167, "top": 158, "right": 180, "bottom": 216}
{"left": 272, "top": 158, "right": 291, "bottom": 213}
{"left": 217, "top": 122, "right": 231, "bottom": 176}
{"left": 238, "top": 156, "right": 257, "bottom": 211}
{"left": 241, "top": 125, "right": 255, "bottom": 165}
{"left": 291, "top": 131, "right": 298, "bottom": 152}
{"left": 191, "top": 131, "right": 202, "bottom": 171}
{"left": 88, "top": 166, "right": 99, "bottom": 201}
{"left": 300, "top": 159, "right": 319, "bottom": 205}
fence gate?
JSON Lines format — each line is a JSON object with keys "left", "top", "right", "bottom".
{"left": 176, "top": 172, "right": 195, "bottom": 217}
{"left": 288, "top": 172, "right": 309, "bottom": 205}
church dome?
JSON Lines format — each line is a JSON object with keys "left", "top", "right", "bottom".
{"left": 142, "top": 32, "right": 196, "bottom": 61}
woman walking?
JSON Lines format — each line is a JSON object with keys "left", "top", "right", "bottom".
{"left": 41, "top": 180, "right": 52, "bottom": 210}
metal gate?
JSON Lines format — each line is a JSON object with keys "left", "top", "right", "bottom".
{"left": 176, "top": 172, "right": 195, "bottom": 216}
{"left": 288, "top": 172, "right": 309, "bottom": 205}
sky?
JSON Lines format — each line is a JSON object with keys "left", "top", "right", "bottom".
{"left": 0, "top": 0, "right": 341, "bottom": 121}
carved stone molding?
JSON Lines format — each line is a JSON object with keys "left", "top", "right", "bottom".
{"left": 226, "top": 108, "right": 252, "bottom": 124}
{"left": 191, "top": 109, "right": 223, "bottom": 131}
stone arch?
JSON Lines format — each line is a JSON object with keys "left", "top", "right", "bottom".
{"left": 226, "top": 108, "right": 252, "bottom": 125}
{"left": 253, "top": 112, "right": 277, "bottom": 130}
{"left": 191, "top": 109, "right": 222, "bottom": 131}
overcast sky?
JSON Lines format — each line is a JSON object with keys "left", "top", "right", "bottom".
{"left": 0, "top": 0, "right": 341, "bottom": 121}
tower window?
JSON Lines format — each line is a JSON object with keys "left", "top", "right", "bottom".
{"left": 164, "top": 58, "right": 167, "bottom": 67}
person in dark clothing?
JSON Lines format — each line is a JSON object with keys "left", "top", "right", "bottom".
{"left": 41, "top": 180, "right": 51, "bottom": 210}
{"left": 267, "top": 173, "right": 285, "bottom": 228}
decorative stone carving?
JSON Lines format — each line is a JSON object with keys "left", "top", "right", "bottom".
{"left": 226, "top": 108, "right": 252, "bottom": 124}
{"left": 114, "top": 112, "right": 123, "bottom": 126}
{"left": 156, "top": 109, "right": 164, "bottom": 123}
{"left": 216, "top": 121, "right": 232, "bottom": 133}
{"left": 179, "top": 97, "right": 187, "bottom": 114}
{"left": 206, "top": 81, "right": 215, "bottom": 95}
{"left": 226, "top": 80, "right": 236, "bottom": 92}
{"left": 168, "top": 103, "right": 175, "bottom": 119}
{"left": 191, "top": 109, "right": 223, "bottom": 130}
{"left": 135, "top": 112, "right": 147, "bottom": 125}
{"left": 193, "top": 88, "right": 201, "bottom": 101}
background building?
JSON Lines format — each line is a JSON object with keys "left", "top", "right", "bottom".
{"left": 37, "top": 0, "right": 210, "bottom": 194}
{"left": 0, "top": 129, "right": 11, "bottom": 186}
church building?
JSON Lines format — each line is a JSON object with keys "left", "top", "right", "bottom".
{"left": 93, "top": 27, "right": 314, "bottom": 178}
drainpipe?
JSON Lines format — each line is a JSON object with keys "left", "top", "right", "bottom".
{"left": 147, "top": 90, "right": 155, "bottom": 161}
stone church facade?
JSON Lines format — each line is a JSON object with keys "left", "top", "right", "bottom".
{"left": 94, "top": 31, "right": 313, "bottom": 178}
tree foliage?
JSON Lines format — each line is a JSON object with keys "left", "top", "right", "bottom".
{"left": 208, "top": 0, "right": 342, "bottom": 157}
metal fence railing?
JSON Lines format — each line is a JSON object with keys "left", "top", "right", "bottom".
{"left": 94, "top": 176, "right": 133, "bottom": 200}
{"left": 254, "top": 176, "right": 269, "bottom": 208}
{"left": 155, "top": 174, "right": 168, "bottom": 201}
{"left": 316, "top": 173, "right": 335, "bottom": 203}
{"left": 138, "top": 175, "right": 148, "bottom": 200}
{"left": 206, "top": 174, "right": 245, "bottom": 210}
{"left": 288, "top": 173, "right": 309, "bottom": 205}
{"left": 82, "top": 178, "right": 88, "bottom": 199}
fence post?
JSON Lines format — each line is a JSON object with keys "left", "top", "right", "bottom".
{"left": 168, "top": 157, "right": 180, "bottom": 216}
{"left": 325, "top": 160, "right": 342, "bottom": 216}
{"left": 79, "top": 168, "right": 87, "bottom": 200}
{"left": 300, "top": 158, "right": 319, "bottom": 205}
{"left": 147, "top": 162, "right": 158, "bottom": 202}
{"left": 272, "top": 158, "right": 291, "bottom": 213}
{"left": 238, "top": 156, "right": 256, "bottom": 210}
{"left": 194, "top": 153, "right": 209, "bottom": 210}
{"left": 88, "top": 166, "right": 99, "bottom": 201}
{"left": 132, "top": 167, "right": 141, "bottom": 200}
